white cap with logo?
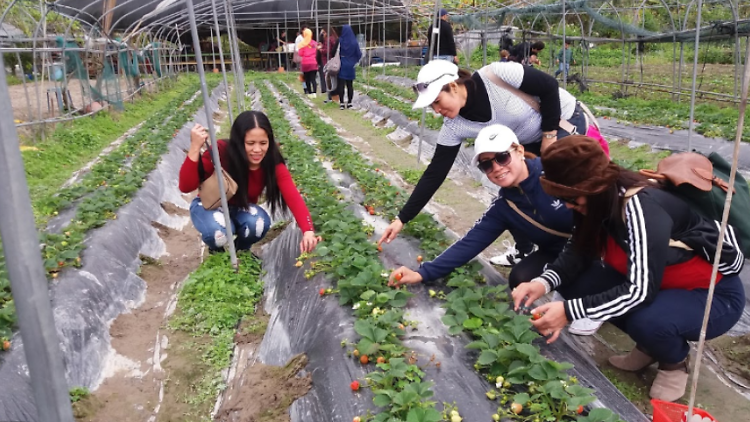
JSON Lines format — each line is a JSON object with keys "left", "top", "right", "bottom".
{"left": 412, "top": 60, "right": 459, "bottom": 110}
{"left": 471, "top": 124, "right": 519, "bottom": 167}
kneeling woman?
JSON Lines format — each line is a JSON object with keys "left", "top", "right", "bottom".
{"left": 179, "top": 111, "right": 321, "bottom": 253}
{"left": 387, "top": 124, "right": 573, "bottom": 292}
{"left": 512, "top": 136, "right": 745, "bottom": 402}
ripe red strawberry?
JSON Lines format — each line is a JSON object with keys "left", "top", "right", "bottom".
{"left": 350, "top": 380, "right": 360, "bottom": 391}
{"left": 360, "top": 355, "right": 369, "bottom": 364}
{"left": 319, "top": 288, "right": 325, "bottom": 296}
{"left": 577, "top": 405, "right": 584, "bottom": 414}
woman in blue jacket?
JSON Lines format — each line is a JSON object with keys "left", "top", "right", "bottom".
{"left": 334, "top": 25, "right": 362, "bottom": 110}
{"left": 388, "top": 124, "right": 574, "bottom": 296}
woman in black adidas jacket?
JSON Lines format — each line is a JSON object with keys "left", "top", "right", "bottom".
{"left": 512, "top": 136, "right": 745, "bottom": 403}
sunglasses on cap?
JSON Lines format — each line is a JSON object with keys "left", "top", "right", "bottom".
{"left": 477, "top": 151, "right": 513, "bottom": 174}
{"left": 412, "top": 72, "right": 456, "bottom": 95}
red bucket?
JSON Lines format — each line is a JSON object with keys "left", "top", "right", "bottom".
{"left": 651, "top": 399, "right": 716, "bottom": 422}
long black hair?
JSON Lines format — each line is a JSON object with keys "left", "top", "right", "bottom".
{"left": 222, "top": 110, "right": 287, "bottom": 216}
{"left": 571, "top": 168, "right": 653, "bottom": 259}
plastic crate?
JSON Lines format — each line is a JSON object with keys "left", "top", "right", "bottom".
{"left": 651, "top": 399, "right": 716, "bottom": 422}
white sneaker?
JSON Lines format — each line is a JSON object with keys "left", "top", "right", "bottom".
{"left": 569, "top": 318, "right": 603, "bottom": 336}
{"left": 490, "top": 240, "right": 535, "bottom": 267}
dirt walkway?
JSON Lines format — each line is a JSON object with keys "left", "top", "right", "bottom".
{"left": 73, "top": 202, "right": 203, "bottom": 422}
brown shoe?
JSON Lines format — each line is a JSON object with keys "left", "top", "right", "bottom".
{"left": 650, "top": 360, "right": 689, "bottom": 402}
{"left": 608, "top": 346, "right": 656, "bottom": 372}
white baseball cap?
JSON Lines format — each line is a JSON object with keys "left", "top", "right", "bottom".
{"left": 412, "top": 60, "right": 459, "bottom": 110}
{"left": 471, "top": 124, "right": 519, "bottom": 167}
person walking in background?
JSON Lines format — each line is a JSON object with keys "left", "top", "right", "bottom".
{"left": 276, "top": 31, "right": 289, "bottom": 69}
{"left": 427, "top": 8, "right": 457, "bottom": 64}
{"left": 321, "top": 28, "right": 339, "bottom": 103}
{"left": 509, "top": 41, "right": 545, "bottom": 67}
{"left": 298, "top": 29, "right": 319, "bottom": 97}
{"left": 318, "top": 28, "right": 336, "bottom": 96}
{"left": 334, "top": 25, "right": 362, "bottom": 110}
{"left": 555, "top": 41, "right": 575, "bottom": 80}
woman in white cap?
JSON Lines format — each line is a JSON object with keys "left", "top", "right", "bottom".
{"left": 388, "top": 124, "right": 575, "bottom": 305}
{"left": 378, "top": 59, "right": 605, "bottom": 268}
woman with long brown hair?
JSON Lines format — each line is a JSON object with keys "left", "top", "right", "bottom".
{"left": 512, "top": 135, "right": 745, "bottom": 402}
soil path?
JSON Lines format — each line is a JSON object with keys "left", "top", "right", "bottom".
{"left": 73, "top": 201, "right": 203, "bottom": 422}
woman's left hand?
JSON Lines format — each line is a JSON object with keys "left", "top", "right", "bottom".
{"left": 300, "top": 231, "right": 322, "bottom": 253}
{"left": 530, "top": 301, "right": 568, "bottom": 344}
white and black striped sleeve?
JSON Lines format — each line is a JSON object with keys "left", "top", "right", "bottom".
{"left": 565, "top": 194, "right": 671, "bottom": 322}
{"left": 539, "top": 234, "right": 589, "bottom": 292}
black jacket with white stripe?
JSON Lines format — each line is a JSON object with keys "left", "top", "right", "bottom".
{"left": 538, "top": 187, "right": 745, "bottom": 322}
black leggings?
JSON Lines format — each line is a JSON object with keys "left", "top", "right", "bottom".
{"left": 338, "top": 79, "right": 354, "bottom": 104}
{"left": 507, "top": 250, "right": 558, "bottom": 289}
{"left": 303, "top": 71, "right": 317, "bottom": 94}
{"left": 512, "top": 254, "right": 745, "bottom": 364}
{"left": 318, "top": 66, "right": 327, "bottom": 93}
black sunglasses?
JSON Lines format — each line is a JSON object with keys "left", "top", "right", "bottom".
{"left": 558, "top": 196, "right": 581, "bottom": 206}
{"left": 477, "top": 151, "right": 513, "bottom": 174}
{"left": 412, "top": 72, "right": 456, "bottom": 95}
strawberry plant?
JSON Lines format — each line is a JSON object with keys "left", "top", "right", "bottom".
{"left": 169, "top": 250, "right": 263, "bottom": 413}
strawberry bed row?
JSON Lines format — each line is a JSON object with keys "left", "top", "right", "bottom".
{"left": 0, "top": 76, "right": 220, "bottom": 344}
{"left": 258, "top": 79, "right": 458, "bottom": 422}
{"left": 271, "top": 76, "right": 625, "bottom": 422}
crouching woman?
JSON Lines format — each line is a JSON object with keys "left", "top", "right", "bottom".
{"left": 512, "top": 135, "right": 745, "bottom": 402}
{"left": 179, "top": 110, "right": 321, "bottom": 253}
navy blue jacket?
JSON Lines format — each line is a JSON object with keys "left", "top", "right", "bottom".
{"left": 418, "top": 158, "right": 573, "bottom": 282}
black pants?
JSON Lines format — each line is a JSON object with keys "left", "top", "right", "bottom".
{"left": 338, "top": 79, "right": 354, "bottom": 104}
{"left": 509, "top": 253, "right": 745, "bottom": 364}
{"left": 303, "top": 71, "right": 317, "bottom": 94}
{"left": 318, "top": 66, "right": 327, "bottom": 93}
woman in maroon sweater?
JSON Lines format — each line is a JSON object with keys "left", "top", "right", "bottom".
{"left": 179, "top": 110, "right": 320, "bottom": 253}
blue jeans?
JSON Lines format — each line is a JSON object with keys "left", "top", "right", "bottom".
{"left": 189, "top": 197, "right": 271, "bottom": 251}
{"left": 557, "top": 263, "right": 746, "bottom": 364}
{"left": 434, "top": 55, "right": 455, "bottom": 62}
{"left": 555, "top": 62, "right": 570, "bottom": 78}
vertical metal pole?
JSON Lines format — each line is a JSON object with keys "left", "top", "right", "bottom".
{"left": 276, "top": 23, "right": 282, "bottom": 68}
{"left": 686, "top": 36, "right": 750, "bottom": 419}
{"left": 686, "top": 0, "right": 704, "bottom": 152}
{"left": 210, "top": 27, "right": 216, "bottom": 71}
{"left": 418, "top": 0, "right": 442, "bottom": 164}
{"left": 210, "top": 0, "right": 234, "bottom": 123}
{"left": 0, "top": 55, "right": 75, "bottom": 422}
{"left": 561, "top": 0, "right": 566, "bottom": 90}
{"left": 16, "top": 51, "right": 34, "bottom": 128}
{"left": 382, "top": 2, "right": 386, "bottom": 76}
{"left": 186, "top": 0, "right": 239, "bottom": 269}
{"left": 227, "top": 0, "right": 246, "bottom": 110}
{"left": 224, "top": 0, "right": 242, "bottom": 110}
{"left": 482, "top": 5, "right": 488, "bottom": 67}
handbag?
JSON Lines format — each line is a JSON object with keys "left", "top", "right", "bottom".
{"left": 506, "top": 199, "right": 571, "bottom": 238}
{"left": 197, "top": 142, "right": 238, "bottom": 210}
{"left": 324, "top": 44, "right": 341, "bottom": 75}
